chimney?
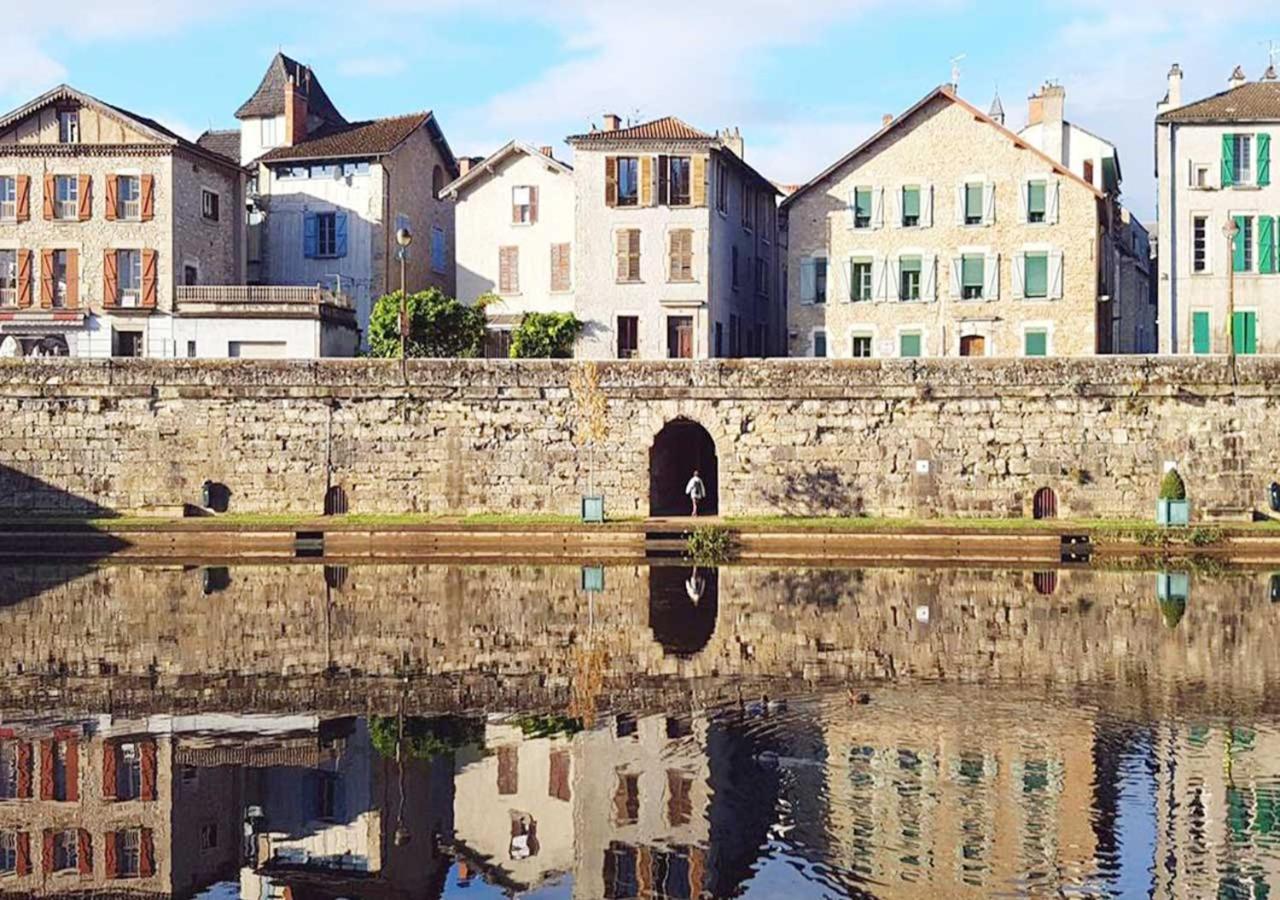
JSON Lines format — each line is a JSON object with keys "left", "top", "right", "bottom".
{"left": 718, "top": 126, "right": 745, "bottom": 159}
{"left": 1027, "top": 82, "right": 1066, "bottom": 163}
{"left": 881, "top": 113, "right": 893, "bottom": 127}
{"left": 458, "top": 158, "right": 473, "bottom": 176}
{"left": 539, "top": 145, "right": 555, "bottom": 159}
{"left": 283, "top": 73, "right": 309, "bottom": 147}
{"left": 1162, "top": 63, "right": 1184, "bottom": 111}
{"left": 603, "top": 113, "right": 621, "bottom": 132}
{"left": 1230, "top": 65, "right": 1247, "bottom": 88}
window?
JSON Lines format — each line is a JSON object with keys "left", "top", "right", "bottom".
{"left": 964, "top": 183, "right": 984, "bottom": 225}
{"left": 731, "top": 246, "right": 740, "bottom": 289}
{"left": 186, "top": 341, "right": 196, "bottom": 358}
{"left": 260, "top": 117, "right": 279, "bottom": 148}
{"left": 1024, "top": 252, "right": 1049, "bottom": 298}
{"left": 853, "top": 187, "right": 872, "bottom": 229}
{"left": 812, "top": 330, "right": 827, "bottom": 358}
{"left": 899, "top": 332, "right": 922, "bottom": 358}
{"left": 613, "top": 773, "right": 640, "bottom": 825}
{"left": 851, "top": 334, "right": 873, "bottom": 358}
{"left": 667, "top": 315, "right": 694, "bottom": 359}
{"left": 669, "top": 229, "right": 693, "bottom": 282}
{"left": 201, "top": 189, "right": 219, "bottom": 222}
{"left": 551, "top": 242, "right": 571, "bottom": 292}
{"left": 53, "top": 831, "right": 77, "bottom": 872}
{"left": 715, "top": 159, "right": 728, "bottom": 213}
{"left": 961, "top": 254, "right": 984, "bottom": 299}
{"left": 432, "top": 165, "right": 445, "bottom": 198}
{"left": 58, "top": 110, "right": 79, "bottom": 144}
{"left": 959, "top": 334, "right": 986, "bottom": 357}
{"left": 200, "top": 824, "right": 217, "bottom": 851}
{"left": 802, "top": 257, "right": 828, "bottom": 304}
{"left": 118, "top": 176, "right": 140, "bottom": 220}
{"left": 1233, "top": 216, "right": 1255, "bottom": 272}
{"left": 51, "top": 249, "right": 68, "bottom": 307}
{"left": 666, "top": 157, "right": 691, "bottom": 206}
{"left": 0, "top": 742, "right": 16, "bottom": 798}
{"left": 55, "top": 175, "right": 77, "bottom": 220}
{"left": 616, "top": 157, "right": 639, "bottom": 206}
{"left": 1193, "top": 216, "right": 1208, "bottom": 273}
{"left": 617, "top": 316, "right": 639, "bottom": 359}
{"left": 431, "top": 226, "right": 446, "bottom": 274}
{"left": 1192, "top": 164, "right": 1210, "bottom": 188}
{"left": 498, "top": 246, "right": 519, "bottom": 294}
{"left": 184, "top": 264, "right": 198, "bottom": 286}
{"left": 0, "top": 831, "right": 13, "bottom": 873}
{"left": 1083, "top": 159, "right": 1095, "bottom": 186}
{"left": 0, "top": 176, "right": 14, "bottom": 220}
{"left": 742, "top": 182, "right": 754, "bottom": 230}
{"left": 512, "top": 185, "right": 535, "bottom": 224}
{"left": 754, "top": 257, "right": 768, "bottom": 295}
{"left": 667, "top": 771, "right": 693, "bottom": 827}
{"left": 901, "top": 185, "right": 920, "bottom": 227}
{"left": 317, "top": 212, "right": 338, "bottom": 257}
{"left": 899, "top": 256, "right": 921, "bottom": 301}
{"left": 850, "top": 258, "right": 872, "bottom": 302}
{"left": 0, "top": 250, "right": 15, "bottom": 308}
{"left": 1025, "top": 328, "right": 1049, "bottom": 357}
{"left": 112, "top": 330, "right": 142, "bottom": 358}
{"left": 117, "top": 250, "right": 142, "bottom": 306}
{"left": 1233, "top": 134, "right": 1253, "bottom": 185}
{"left": 616, "top": 229, "right": 641, "bottom": 282}
{"left": 1027, "top": 181, "right": 1046, "bottom": 223}
{"left": 119, "top": 828, "right": 141, "bottom": 877}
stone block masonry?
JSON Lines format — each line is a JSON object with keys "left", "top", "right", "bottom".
{"left": 0, "top": 357, "right": 1277, "bottom": 519}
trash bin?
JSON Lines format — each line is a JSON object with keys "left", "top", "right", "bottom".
{"left": 1270, "top": 482, "right": 1280, "bottom": 513}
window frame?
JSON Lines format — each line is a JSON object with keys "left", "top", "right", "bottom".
{"left": 498, "top": 245, "right": 520, "bottom": 295}
{"left": 58, "top": 110, "right": 79, "bottom": 144}
{"left": 512, "top": 185, "right": 534, "bottom": 224}
{"left": 1192, "top": 215, "right": 1209, "bottom": 273}
{"left": 1026, "top": 180, "right": 1047, "bottom": 224}
{"left": 615, "top": 157, "right": 639, "bottom": 207}
{"left": 0, "top": 249, "right": 16, "bottom": 309}
{"left": 117, "top": 249, "right": 143, "bottom": 306}
{"left": 1023, "top": 326, "right": 1051, "bottom": 357}
{"left": 51, "top": 249, "right": 68, "bottom": 308}
{"left": 963, "top": 182, "right": 984, "bottom": 226}
{"left": 54, "top": 175, "right": 78, "bottom": 221}
{"left": 0, "top": 176, "right": 15, "bottom": 221}
{"left": 118, "top": 175, "right": 141, "bottom": 221}
{"left": 901, "top": 185, "right": 921, "bottom": 227}
{"left": 898, "top": 330, "right": 924, "bottom": 358}
{"left": 53, "top": 830, "right": 77, "bottom": 872}
{"left": 960, "top": 253, "right": 985, "bottom": 299}
{"left": 811, "top": 329, "right": 827, "bottom": 358}
{"left": 201, "top": 188, "right": 220, "bottom": 222}
{"left": 616, "top": 315, "right": 640, "bottom": 359}
{"left": 668, "top": 228, "right": 694, "bottom": 283}
{"left": 851, "top": 333, "right": 874, "bottom": 358}
{"left": 667, "top": 157, "right": 691, "bottom": 207}
{"left": 316, "top": 212, "right": 339, "bottom": 258}
{"left": 1233, "top": 133, "right": 1254, "bottom": 186}
{"left": 1023, "top": 251, "right": 1050, "bottom": 299}
{"left": 853, "top": 187, "right": 873, "bottom": 229}
{"left": 118, "top": 828, "right": 141, "bottom": 878}
{"left": 899, "top": 255, "right": 922, "bottom": 301}
{"left": 0, "top": 830, "right": 14, "bottom": 874}
{"left": 850, "top": 257, "right": 872, "bottom": 302}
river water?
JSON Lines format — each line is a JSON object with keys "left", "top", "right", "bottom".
{"left": 0, "top": 560, "right": 1277, "bottom": 898}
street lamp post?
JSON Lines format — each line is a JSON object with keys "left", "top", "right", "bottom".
{"left": 1223, "top": 218, "right": 1239, "bottom": 382}
{"left": 396, "top": 227, "right": 413, "bottom": 376}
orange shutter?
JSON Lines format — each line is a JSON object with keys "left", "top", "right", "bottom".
{"left": 16, "top": 741, "right": 32, "bottom": 798}
{"left": 41, "top": 830, "right": 54, "bottom": 874}
{"left": 16, "top": 175, "right": 30, "bottom": 222}
{"left": 64, "top": 249, "right": 79, "bottom": 309}
{"left": 604, "top": 157, "right": 618, "bottom": 206}
{"left": 640, "top": 156, "right": 653, "bottom": 206}
{"left": 140, "top": 175, "right": 154, "bottom": 222}
{"left": 77, "top": 175, "right": 92, "bottom": 221}
{"left": 102, "top": 251, "right": 118, "bottom": 307}
{"left": 104, "top": 831, "right": 118, "bottom": 878}
{"left": 76, "top": 830, "right": 91, "bottom": 875}
{"left": 139, "top": 829, "right": 155, "bottom": 877}
{"left": 692, "top": 155, "right": 707, "bottom": 207}
{"left": 39, "top": 250, "right": 53, "bottom": 310}
{"left": 102, "top": 743, "right": 117, "bottom": 798}
{"left": 16, "top": 250, "right": 31, "bottom": 309}
{"left": 140, "top": 739, "right": 157, "bottom": 801}
{"left": 105, "top": 176, "right": 117, "bottom": 221}
{"left": 42, "top": 174, "right": 54, "bottom": 220}
{"left": 529, "top": 186, "right": 538, "bottom": 224}
{"left": 141, "top": 249, "right": 157, "bottom": 308}
{"left": 15, "top": 832, "right": 30, "bottom": 876}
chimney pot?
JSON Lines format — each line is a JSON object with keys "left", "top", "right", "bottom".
{"left": 881, "top": 113, "right": 893, "bottom": 127}
{"left": 458, "top": 158, "right": 472, "bottom": 175}
{"left": 603, "top": 113, "right": 621, "bottom": 132}
{"left": 1230, "top": 65, "right": 1247, "bottom": 87}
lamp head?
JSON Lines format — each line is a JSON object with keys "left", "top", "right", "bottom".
{"left": 396, "top": 227, "right": 413, "bottom": 247}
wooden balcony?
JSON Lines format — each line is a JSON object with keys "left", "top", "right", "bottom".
{"left": 175, "top": 285, "right": 354, "bottom": 321}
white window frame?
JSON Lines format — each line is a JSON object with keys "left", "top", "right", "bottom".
{"left": 116, "top": 248, "right": 144, "bottom": 308}
{"left": 260, "top": 117, "right": 280, "bottom": 149}
{"left": 58, "top": 110, "right": 79, "bottom": 144}
{"left": 1021, "top": 321, "right": 1055, "bottom": 357}
{"left": 1191, "top": 213, "right": 1211, "bottom": 274}
{"left": 955, "top": 245, "right": 991, "bottom": 301}
{"left": 1232, "top": 133, "right": 1254, "bottom": 186}
{"left": 0, "top": 176, "right": 15, "bottom": 221}
{"left": 512, "top": 185, "right": 534, "bottom": 225}
{"left": 117, "top": 174, "right": 141, "bottom": 221}
{"left": 316, "top": 212, "right": 338, "bottom": 258}
{"left": 0, "top": 248, "right": 16, "bottom": 309}
{"left": 201, "top": 188, "right": 220, "bottom": 222}
{"left": 1188, "top": 161, "right": 1213, "bottom": 190}
{"left": 849, "top": 326, "right": 877, "bottom": 359}
{"left": 54, "top": 175, "right": 78, "bottom": 220}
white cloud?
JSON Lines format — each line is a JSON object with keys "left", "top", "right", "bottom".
{"left": 337, "top": 55, "right": 409, "bottom": 78}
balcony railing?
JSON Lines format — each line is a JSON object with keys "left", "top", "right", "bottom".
{"left": 176, "top": 285, "right": 353, "bottom": 315}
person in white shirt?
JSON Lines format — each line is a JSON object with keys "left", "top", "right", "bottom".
{"left": 685, "top": 470, "right": 706, "bottom": 517}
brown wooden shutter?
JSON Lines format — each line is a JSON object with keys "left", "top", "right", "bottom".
{"left": 140, "top": 739, "right": 157, "bottom": 801}
{"left": 15, "top": 175, "right": 30, "bottom": 222}
{"left": 105, "top": 176, "right": 117, "bottom": 221}
{"left": 140, "top": 175, "right": 154, "bottom": 222}
{"left": 16, "top": 741, "right": 32, "bottom": 797}
{"left": 604, "top": 157, "right": 618, "bottom": 207}
{"left": 692, "top": 155, "right": 707, "bottom": 207}
{"left": 497, "top": 745, "right": 518, "bottom": 795}
{"left": 139, "top": 828, "right": 155, "bottom": 877}
{"left": 499, "top": 246, "right": 518, "bottom": 294}
{"left": 42, "top": 830, "right": 54, "bottom": 874}
{"left": 551, "top": 243, "right": 570, "bottom": 292}
{"left": 549, "top": 749, "right": 571, "bottom": 802}
{"left": 640, "top": 156, "right": 653, "bottom": 206}
{"left": 658, "top": 155, "right": 669, "bottom": 205}
{"left": 628, "top": 229, "right": 641, "bottom": 281}
{"left": 102, "top": 251, "right": 118, "bottom": 308}
{"left": 77, "top": 830, "right": 91, "bottom": 875}
{"left": 616, "top": 230, "right": 629, "bottom": 281}
{"left": 42, "top": 175, "right": 54, "bottom": 220}
{"left": 39, "top": 251, "right": 54, "bottom": 309}
{"left": 529, "top": 186, "right": 538, "bottom": 224}
{"left": 64, "top": 740, "right": 79, "bottom": 802}
{"left": 16, "top": 250, "right": 31, "bottom": 309}
{"left": 104, "top": 831, "right": 118, "bottom": 878}
{"left": 77, "top": 175, "right": 92, "bottom": 221}
{"left": 38, "top": 739, "right": 54, "bottom": 799}
{"left": 102, "top": 742, "right": 117, "bottom": 799}
{"left": 15, "top": 832, "right": 30, "bottom": 876}
{"left": 141, "top": 249, "right": 157, "bottom": 308}
{"left": 64, "top": 249, "right": 79, "bottom": 309}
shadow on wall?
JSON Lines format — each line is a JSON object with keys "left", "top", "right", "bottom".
{"left": 760, "top": 465, "right": 864, "bottom": 517}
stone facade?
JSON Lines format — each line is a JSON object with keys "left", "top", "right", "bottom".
{"left": 784, "top": 89, "right": 1104, "bottom": 359}
{"left": 1, "top": 357, "right": 1278, "bottom": 520}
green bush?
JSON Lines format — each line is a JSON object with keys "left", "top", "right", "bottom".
{"left": 367, "top": 288, "right": 487, "bottom": 358}
{"left": 1159, "top": 597, "right": 1187, "bottom": 629}
{"left": 369, "top": 714, "right": 484, "bottom": 760}
{"left": 509, "top": 312, "right": 583, "bottom": 358}
{"left": 511, "top": 714, "right": 583, "bottom": 739}
{"left": 686, "top": 525, "right": 734, "bottom": 565}
{"left": 1159, "top": 469, "right": 1187, "bottom": 501}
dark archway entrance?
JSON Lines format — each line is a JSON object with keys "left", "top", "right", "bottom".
{"left": 1033, "top": 487, "right": 1058, "bottom": 520}
{"left": 649, "top": 418, "right": 718, "bottom": 517}
{"left": 649, "top": 566, "right": 719, "bottom": 657}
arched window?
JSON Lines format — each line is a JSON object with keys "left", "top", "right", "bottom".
{"left": 432, "top": 165, "right": 445, "bottom": 198}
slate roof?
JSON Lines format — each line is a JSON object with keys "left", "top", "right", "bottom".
{"left": 568, "top": 115, "right": 712, "bottom": 143}
{"left": 235, "top": 52, "right": 346, "bottom": 126}
{"left": 1157, "top": 80, "right": 1280, "bottom": 122}
{"left": 257, "top": 112, "right": 434, "bottom": 163}
{"left": 196, "top": 128, "right": 241, "bottom": 164}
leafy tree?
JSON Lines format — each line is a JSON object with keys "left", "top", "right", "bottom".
{"left": 369, "top": 714, "right": 484, "bottom": 761}
{"left": 367, "top": 288, "right": 487, "bottom": 358}
{"left": 509, "top": 312, "right": 583, "bottom": 358}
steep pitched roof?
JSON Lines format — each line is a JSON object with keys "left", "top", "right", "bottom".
{"left": 235, "top": 52, "right": 346, "bottom": 126}
{"left": 257, "top": 112, "right": 436, "bottom": 163}
{"left": 781, "top": 85, "right": 1103, "bottom": 209}
{"left": 196, "top": 128, "right": 241, "bottom": 164}
{"left": 1157, "top": 79, "right": 1280, "bottom": 122}
{"left": 440, "top": 140, "right": 572, "bottom": 197}
{"left": 567, "top": 115, "right": 712, "bottom": 143}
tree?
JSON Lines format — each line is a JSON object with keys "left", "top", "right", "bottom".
{"left": 509, "top": 312, "right": 583, "bottom": 358}
{"left": 570, "top": 362, "right": 609, "bottom": 498}
{"left": 367, "top": 288, "right": 487, "bottom": 358}
{"left": 369, "top": 714, "right": 484, "bottom": 760}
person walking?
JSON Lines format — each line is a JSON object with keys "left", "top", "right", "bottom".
{"left": 685, "top": 470, "right": 706, "bottom": 517}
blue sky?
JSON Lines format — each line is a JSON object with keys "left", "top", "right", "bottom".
{"left": 3, "top": 1, "right": 1265, "bottom": 219}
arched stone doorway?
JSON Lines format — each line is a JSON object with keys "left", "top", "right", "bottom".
{"left": 1033, "top": 487, "right": 1058, "bottom": 520}
{"left": 649, "top": 418, "right": 718, "bottom": 517}
{"left": 649, "top": 566, "right": 718, "bottom": 658}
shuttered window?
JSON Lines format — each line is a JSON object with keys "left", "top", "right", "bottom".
{"left": 1192, "top": 311, "right": 1211, "bottom": 354}
{"left": 853, "top": 187, "right": 872, "bottom": 229}
{"left": 0, "top": 177, "right": 14, "bottom": 221}
{"left": 512, "top": 185, "right": 537, "bottom": 224}
{"left": 1026, "top": 181, "right": 1047, "bottom": 223}
{"left": 899, "top": 332, "right": 922, "bottom": 358}
{"left": 1233, "top": 216, "right": 1253, "bottom": 272}
{"left": 901, "top": 186, "right": 920, "bottom": 226}
{"left": 665, "top": 157, "right": 691, "bottom": 206}
{"left": 964, "top": 183, "right": 984, "bottom": 224}
{"left": 616, "top": 229, "right": 641, "bottom": 282}
{"left": 1024, "top": 329, "right": 1049, "bottom": 357}
{"left": 899, "top": 256, "right": 922, "bottom": 300}
{"left": 117, "top": 250, "right": 142, "bottom": 306}
{"left": 851, "top": 258, "right": 872, "bottom": 301}
{"left": 498, "top": 246, "right": 519, "bottom": 294}
{"left": 669, "top": 229, "right": 693, "bottom": 282}
{"left": 0, "top": 251, "right": 15, "bottom": 308}
{"left": 54, "top": 176, "right": 77, "bottom": 220}
{"left": 551, "top": 243, "right": 571, "bottom": 292}
{"left": 1024, "top": 252, "right": 1049, "bottom": 298}
{"left": 615, "top": 157, "right": 639, "bottom": 206}
{"left": 961, "top": 254, "right": 985, "bottom": 299}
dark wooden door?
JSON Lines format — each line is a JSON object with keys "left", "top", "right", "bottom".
{"left": 959, "top": 335, "right": 985, "bottom": 357}
{"left": 1033, "top": 487, "right": 1057, "bottom": 520}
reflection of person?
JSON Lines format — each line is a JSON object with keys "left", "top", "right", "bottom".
{"left": 685, "top": 470, "right": 707, "bottom": 517}
{"left": 685, "top": 568, "right": 705, "bottom": 602}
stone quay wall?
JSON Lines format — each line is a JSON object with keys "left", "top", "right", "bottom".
{"left": 0, "top": 356, "right": 1278, "bottom": 519}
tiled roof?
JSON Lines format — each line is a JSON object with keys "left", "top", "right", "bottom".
{"left": 258, "top": 112, "right": 433, "bottom": 162}
{"left": 1158, "top": 80, "right": 1280, "bottom": 122}
{"left": 568, "top": 116, "right": 712, "bottom": 143}
{"left": 196, "top": 128, "right": 241, "bottom": 164}
{"left": 235, "top": 52, "right": 345, "bottom": 126}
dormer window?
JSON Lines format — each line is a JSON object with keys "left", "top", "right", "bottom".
{"left": 58, "top": 110, "right": 79, "bottom": 144}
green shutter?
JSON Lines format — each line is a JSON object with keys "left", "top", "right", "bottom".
{"left": 902, "top": 187, "right": 920, "bottom": 219}
{"left": 1223, "top": 134, "right": 1236, "bottom": 187}
{"left": 1024, "top": 253, "right": 1049, "bottom": 297}
{"left": 1192, "top": 311, "right": 1211, "bottom": 354}
{"left": 900, "top": 333, "right": 921, "bottom": 358}
{"left": 1262, "top": 216, "right": 1276, "bottom": 273}
{"left": 961, "top": 254, "right": 984, "bottom": 288}
{"left": 1024, "top": 330, "right": 1047, "bottom": 357}
{"left": 1027, "top": 182, "right": 1046, "bottom": 218}
{"left": 1235, "top": 311, "right": 1258, "bottom": 354}
{"left": 1260, "top": 133, "right": 1272, "bottom": 187}
{"left": 1233, "top": 215, "right": 1248, "bottom": 272}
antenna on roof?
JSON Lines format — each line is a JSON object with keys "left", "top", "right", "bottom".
{"left": 950, "top": 54, "right": 966, "bottom": 91}
{"left": 1262, "top": 40, "right": 1280, "bottom": 72}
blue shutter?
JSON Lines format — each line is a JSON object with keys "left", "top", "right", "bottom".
{"left": 303, "top": 213, "right": 319, "bottom": 259}
{"left": 334, "top": 213, "right": 348, "bottom": 258}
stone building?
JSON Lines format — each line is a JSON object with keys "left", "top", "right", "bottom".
{"left": 441, "top": 141, "right": 576, "bottom": 356}
{"left": 567, "top": 116, "right": 783, "bottom": 359}
{"left": 1156, "top": 63, "right": 1280, "bottom": 355}
{"left": 782, "top": 85, "right": 1112, "bottom": 359}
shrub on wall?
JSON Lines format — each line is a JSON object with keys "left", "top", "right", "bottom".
{"left": 367, "top": 289, "right": 488, "bottom": 358}
{"left": 369, "top": 714, "right": 484, "bottom": 760}
{"left": 509, "top": 312, "right": 583, "bottom": 358}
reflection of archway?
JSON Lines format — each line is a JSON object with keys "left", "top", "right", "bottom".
{"left": 649, "top": 566, "right": 718, "bottom": 657}
{"left": 649, "top": 418, "right": 718, "bottom": 517}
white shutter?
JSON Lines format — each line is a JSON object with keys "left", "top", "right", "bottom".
{"left": 846, "top": 190, "right": 858, "bottom": 229}
{"left": 872, "top": 187, "right": 885, "bottom": 229}
{"left": 1017, "top": 181, "right": 1029, "bottom": 223}
{"left": 888, "top": 255, "right": 900, "bottom": 300}
{"left": 921, "top": 184, "right": 933, "bottom": 228}
{"left": 983, "top": 181, "right": 996, "bottom": 226}
{"left": 871, "top": 256, "right": 885, "bottom": 300}
{"left": 1046, "top": 179, "right": 1061, "bottom": 225}
{"left": 800, "top": 258, "right": 816, "bottom": 303}
{"left": 888, "top": 187, "right": 899, "bottom": 229}
{"left": 954, "top": 185, "right": 966, "bottom": 225}
{"left": 1012, "top": 252, "right": 1025, "bottom": 299}
{"left": 921, "top": 253, "right": 936, "bottom": 301}
{"left": 949, "top": 255, "right": 963, "bottom": 297}
{"left": 1049, "top": 250, "right": 1064, "bottom": 299}
{"left": 843, "top": 259, "right": 854, "bottom": 302}
{"left": 984, "top": 252, "right": 1000, "bottom": 299}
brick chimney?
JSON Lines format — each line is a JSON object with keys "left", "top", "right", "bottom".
{"left": 284, "top": 72, "right": 309, "bottom": 147}
{"left": 603, "top": 113, "right": 621, "bottom": 132}
{"left": 1027, "top": 82, "right": 1066, "bottom": 163}
{"left": 718, "top": 127, "right": 744, "bottom": 159}
{"left": 539, "top": 145, "right": 555, "bottom": 159}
